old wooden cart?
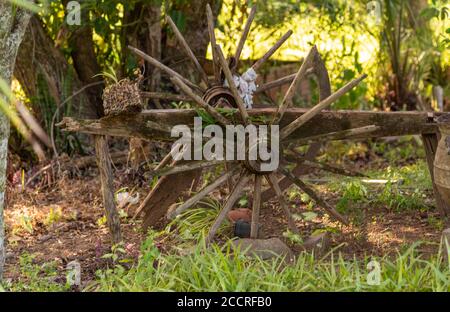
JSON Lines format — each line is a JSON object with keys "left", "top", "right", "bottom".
{"left": 59, "top": 5, "right": 450, "bottom": 245}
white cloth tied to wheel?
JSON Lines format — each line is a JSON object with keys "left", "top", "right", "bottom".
{"left": 224, "top": 68, "right": 258, "bottom": 109}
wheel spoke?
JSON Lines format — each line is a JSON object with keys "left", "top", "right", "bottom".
{"left": 255, "top": 73, "right": 296, "bottom": 94}
{"left": 285, "top": 125, "right": 380, "bottom": 145}
{"left": 234, "top": 5, "right": 257, "bottom": 69}
{"left": 251, "top": 30, "right": 293, "bottom": 71}
{"left": 128, "top": 45, "right": 204, "bottom": 93}
{"left": 280, "top": 74, "right": 367, "bottom": 140}
{"left": 272, "top": 46, "right": 318, "bottom": 124}
{"left": 284, "top": 150, "right": 366, "bottom": 177}
{"left": 168, "top": 165, "right": 240, "bottom": 219}
{"left": 166, "top": 16, "right": 210, "bottom": 86}
{"left": 206, "top": 171, "right": 251, "bottom": 244}
{"left": 266, "top": 173, "right": 299, "bottom": 234}
{"left": 206, "top": 4, "right": 221, "bottom": 83}
{"left": 215, "top": 44, "right": 250, "bottom": 124}
{"left": 279, "top": 166, "right": 349, "bottom": 225}
{"left": 251, "top": 174, "right": 262, "bottom": 238}
{"left": 152, "top": 160, "right": 230, "bottom": 177}
{"left": 140, "top": 91, "right": 191, "bottom": 102}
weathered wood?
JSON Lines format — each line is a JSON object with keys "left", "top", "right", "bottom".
{"left": 234, "top": 5, "right": 257, "bottom": 69}
{"left": 59, "top": 109, "right": 441, "bottom": 142}
{"left": 287, "top": 125, "right": 380, "bottom": 145}
{"left": 266, "top": 173, "right": 299, "bottom": 234}
{"left": 140, "top": 92, "right": 191, "bottom": 102}
{"left": 128, "top": 45, "right": 203, "bottom": 93}
{"left": 284, "top": 152, "right": 366, "bottom": 177}
{"left": 215, "top": 44, "right": 249, "bottom": 124}
{"left": 272, "top": 46, "right": 317, "bottom": 124}
{"left": 261, "top": 52, "right": 331, "bottom": 203}
{"left": 280, "top": 74, "right": 368, "bottom": 139}
{"left": 206, "top": 4, "right": 221, "bottom": 82}
{"left": 170, "top": 76, "right": 230, "bottom": 126}
{"left": 255, "top": 73, "right": 297, "bottom": 94}
{"left": 279, "top": 167, "right": 349, "bottom": 225}
{"left": 141, "top": 164, "right": 201, "bottom": 229}
{"left": 168, "top": 166, "right": 240, "bottom": 219}
{"left": 95, "top": 136, "right": 122, "bottom": 243}
{"left": 135, "top": 158, "right": 177, "bottom": 218}
{"left": 251, "top": 174, "right": 262, "bottom": 238}
{"left": 262, "top": 143, "right": 322, "bottom": 203}
{"left": 206, "top": 172, "right": 251, "bottom": 245}
{"left": 152, "top": 160, "right": 229, "bottom": 177}
{"left": 251, "top": 30, "right": 293, "bottom": 71}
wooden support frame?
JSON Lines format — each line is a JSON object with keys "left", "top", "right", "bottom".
{"left": 59, "top": 109, "right": 440, "bottom": 142}
{"left": 62, "top": 109, "right": 449, "bottom": 229}
{"left": 94, "top": 135, "right": 122, "bottom": 244}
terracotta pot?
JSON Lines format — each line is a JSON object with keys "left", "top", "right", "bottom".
{"left": 227, "top": 208, "right": 252, "bottom": 223}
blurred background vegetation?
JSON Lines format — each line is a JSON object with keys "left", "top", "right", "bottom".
{"left": 5, "top": 0, "right": 450, "bottom": 160}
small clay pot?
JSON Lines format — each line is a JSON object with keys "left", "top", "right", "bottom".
{"left": 227, "top": 208, "right": 252, "bottom": 223}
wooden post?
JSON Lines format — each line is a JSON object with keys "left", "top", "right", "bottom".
{"left": 95, "top": 135, "right": 122, "bottom": 244}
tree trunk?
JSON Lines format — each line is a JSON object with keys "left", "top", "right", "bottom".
{"left": 14, "top": 16, "right": 98, "bottom": 122}
{"left": 123, "top": 3, "right": 162, "bottom": 170}
{"left": 68, "top": 2, "right": 104, "bottom": 118}
{"left": 0, "top": 2, "right": 31, "bottom": 280}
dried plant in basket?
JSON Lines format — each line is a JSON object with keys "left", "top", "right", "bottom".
{"left": 102, "top": 70, "right": 143, "bottom": 116}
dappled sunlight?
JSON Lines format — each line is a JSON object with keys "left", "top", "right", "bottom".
{"left": 1, "top": 0, "right": 449, "bottom": 293}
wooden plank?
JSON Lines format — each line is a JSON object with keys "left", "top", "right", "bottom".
{"left": 59, "top": 109, "right": 441, "bottom": 142}
{"left": 141, "top": 167, "right": 200, "bottom": 229}
{"left": 206, "top": 172, "right": 251, "bottom": 245}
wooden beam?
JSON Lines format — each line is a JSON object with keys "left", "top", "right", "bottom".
{"left": 280, "top": 74, "right": 367, "bottom": 140}
{"left": 59, "top": 109, "right": 441, "bottom": 142}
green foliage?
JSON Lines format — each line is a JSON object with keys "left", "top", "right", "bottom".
{"left": 89, "top": 236, "right": 450, "bottom": 292}
{"left": 329, "top": 159, "right": 432, "bottom": 214}
{"left": 375, "top": 0, "right": 450, "bottom": 110}
{"left": 44, "top": 206, "right": 63, "bottom": 227}
{"left": 166, "top": 197, "right": 230, "bottom": 242}
{"left": 3, "top": 253, "right": 68, "bottom": 292}
{"left": 8, "top": 0, "right": 46, "bottom": 13}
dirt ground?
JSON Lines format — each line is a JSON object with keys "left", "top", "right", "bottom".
{"left": 3, "top": 162, "right": 444, "bottom": 286}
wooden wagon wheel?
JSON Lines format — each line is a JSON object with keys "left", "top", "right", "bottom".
{"left": 129, "top": 5, "right": 370, "bottom": 243}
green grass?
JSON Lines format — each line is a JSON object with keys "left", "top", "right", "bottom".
{"left": 87, "top": 235, "right": 450, "bottom": 292}
{"left": 166, "top": 197, "right": 231, "bottom": 242}
{"left": 1, "top": 253, "right": 69, "bottom": 292}
{"left": 327, "top": 160, "right": 433, "bottom": 214}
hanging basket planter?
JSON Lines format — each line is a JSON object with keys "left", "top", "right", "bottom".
{"left": 102, "top": 78, "right": 143, "bottom": 116}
